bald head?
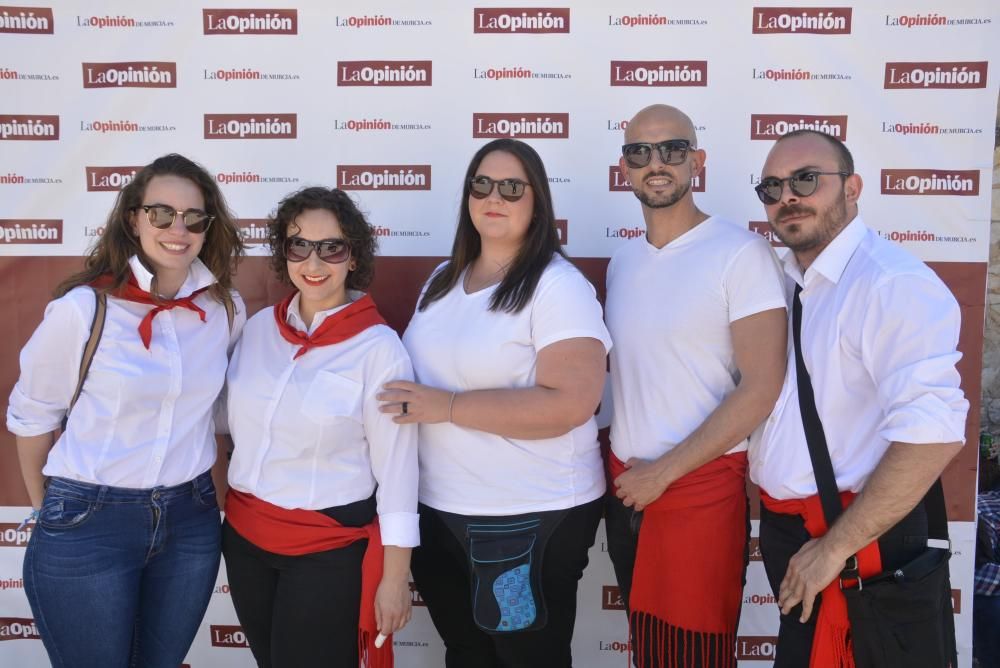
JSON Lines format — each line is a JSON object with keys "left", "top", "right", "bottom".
{"left": 625, "top": 104, "right": 699, "bottom": 147}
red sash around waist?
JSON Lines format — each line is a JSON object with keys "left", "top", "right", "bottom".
{"left": 761, "top": 490, "right": 883, "bottom": 668}
{"left": 609, "top": 450, "right": 748, "bottom": 668}
{"left": 225, "top": 488, "right": 392, "bottom": 668}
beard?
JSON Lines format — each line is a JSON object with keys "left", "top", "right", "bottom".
{"left": 631, "top": 172, "right": 690, "bottom": 209}
{"left": 769, "top": 195, "right": 848, "bottom": 254}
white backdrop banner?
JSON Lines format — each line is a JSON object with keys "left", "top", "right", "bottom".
{"left": 1, "top": 1, "right": 998, "bottom": 666}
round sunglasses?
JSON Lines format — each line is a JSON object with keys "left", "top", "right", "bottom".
{"left": 468, "top": 176, "right": 531, "bottom": 202}
{"left": 284, "top": 236, "right": 351, "bottom": 264}
{"left": 135, "top": 204, "right": 214, "bottom": 234}
{"left": 754, "top": 170, "right": 850, "bottom": 205}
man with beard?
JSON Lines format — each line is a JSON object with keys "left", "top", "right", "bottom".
{"left": 751, "top": 130, "right": 967, "bottom": 667}
{"left": 604, "top": 104, "right": 788, "bottom": 667}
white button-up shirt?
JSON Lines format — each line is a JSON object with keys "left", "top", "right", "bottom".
{"left": 7, "top": 256, "right": 245, "bottom": 489}
{"left": 749, "top": 217, "right": 969, "bottom": 499}
{"left": 226, "top": 293, "right": 419, "bottom": 548}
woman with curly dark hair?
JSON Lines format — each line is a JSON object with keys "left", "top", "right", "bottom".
{"left": 222, "top": 186, "right": 417, "bottom": 667}
{"left": 7, "top": 153, "right": 245, "bottom": 667}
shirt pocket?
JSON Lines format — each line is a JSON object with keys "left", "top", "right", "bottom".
{"left": 301, "top": 371, "right": 364, "bottom": 424}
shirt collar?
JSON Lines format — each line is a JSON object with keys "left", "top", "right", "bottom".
{"left": 286, "top": 290, "right": 363, "bottom": 335}
{"left": 781, "top": 215, "right": 868, "bottom": 288}
{"left": 127, "top": 255, "right": 217, "bottom": 298}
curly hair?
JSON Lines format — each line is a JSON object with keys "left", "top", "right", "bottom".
{"left": 56, "top": 153, "right": 244, "bottom": 306}
{"left": 267, "top": 187, "right": 378, "bottom": 290}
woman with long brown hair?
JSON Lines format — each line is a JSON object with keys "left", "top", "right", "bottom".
{"left": 379, "top": 139, "right": 611, "bottom": 667}
{"left": 7, "top": 153, "right": 244, "bottom": 667}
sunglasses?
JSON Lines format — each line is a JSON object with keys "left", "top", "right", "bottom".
{"left": 621, "top": 139, "right": 692, "bottom": 169}
{"left": 135, "top": 204, "right": 214, "bottom": 234}
{"left": 754, "top": 170, "right": 851, "bottom": 205}
{"left": 284, "top": 236, "right": 351, "bottom": 264}
{"left": 468, "top": 176, "right": 531, "bottom": 202}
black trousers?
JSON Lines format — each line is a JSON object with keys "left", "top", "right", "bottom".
{"left": 758, "top": 499, "right": 941, "bottom": 667}
{"left": 221, "top": 495, "right": 376, "bottom": 668}
{"left": 604, "top": 493, "right": 644, "bottom": 612}
{"left": 411, "top": 497, "right": 603, "bottom": 668}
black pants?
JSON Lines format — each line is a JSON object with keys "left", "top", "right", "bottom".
{"left": 758, "top": 499, "right": 940, "bottom": 667}
{"left": 604, "top": 493, "right": 644, "bottom": 612}
{"left": 221, "top": 495, "right": 376, "bottom": 668}
{"left": 411, "top": 497, "right": 603, "bottom": 668}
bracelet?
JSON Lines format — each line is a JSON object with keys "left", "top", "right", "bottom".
{"left": 448, "top": 391, "right": 457, "bottom": 423}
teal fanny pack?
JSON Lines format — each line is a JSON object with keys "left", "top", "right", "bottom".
{"left": 435, "top": 507, "right": 568, "bottom": 634}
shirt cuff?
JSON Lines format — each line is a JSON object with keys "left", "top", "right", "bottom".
{"left": 878, "top": 394, "right": 968, "bottom": 445}
{"left": 5, "top": 408, "right": 61, "bottom": 438}
{"left": 379, "top": 511, "right": 420, "bottom": 548}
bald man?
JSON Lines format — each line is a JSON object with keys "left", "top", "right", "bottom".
{"left": 751, "top": 130, "right": 965, "bottom": 667}
{"left": 604, "top": 104, "right": 787, "bottom": 667}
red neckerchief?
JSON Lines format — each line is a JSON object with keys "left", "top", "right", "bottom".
{"left": 273, "top": 292, "right": 386, "bottom": 359}
{"left": 225, "top": 489, "right": 392, "bottom": 668}
{"left": 91, "top": 273, "right": 209, "bottom": 349}
{"left": 608, "top": 450, "right": 748, "bottom": 668}
{"left": 760, "top": 490, "right": 883, "bottom": 668}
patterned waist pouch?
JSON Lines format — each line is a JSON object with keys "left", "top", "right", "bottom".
{"left": 435, "top": 506, "right": 569, "bottom": 634}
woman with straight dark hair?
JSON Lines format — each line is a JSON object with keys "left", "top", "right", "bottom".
{"left": 378, "top": 139, "right": 611, "bottom": 667}
{"left": 223, "top": 187, "right": 417, "bottom": 667}
{"left": 7, "top": 153, "right": 244, "bottom": 667}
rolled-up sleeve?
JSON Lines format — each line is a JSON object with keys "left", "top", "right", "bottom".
{"left": 7, "top": 291, "right": 90, "bottom": 437}
{"left": 363, "top": 343, "right": 419, "bottom": 547}
{"left": 862, "top": 274, "right": 969, "bottom": 445}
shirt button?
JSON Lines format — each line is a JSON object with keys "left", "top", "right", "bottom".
{"left": 154, "top": 456, "right": 163, "bottom": 463}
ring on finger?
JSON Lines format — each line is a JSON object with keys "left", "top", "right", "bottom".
{"left": 401, "top": 401, "right": 409, "bottom": 416}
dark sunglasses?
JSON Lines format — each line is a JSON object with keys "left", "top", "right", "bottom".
{"left": 621, "top": 139, "right": 692, "bottom": 168}
{"left": 754, "top": 170, "right": 850, "bottom": 205}
{"left": 135, "top": 204, "right": 214, "bottom": 234}
{"left": 284, "top": 236, "right": 351, "bottom": 264}
{"left": 468, "top": 176, "right": 531, "bottom": 202}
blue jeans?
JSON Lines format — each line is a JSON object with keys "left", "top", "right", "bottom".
{"left": 23, "top": 472, "right": 221, "bottom": 668}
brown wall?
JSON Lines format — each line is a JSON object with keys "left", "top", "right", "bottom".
{"left": 0, "top": 256, "right": 985, "bottom": 520}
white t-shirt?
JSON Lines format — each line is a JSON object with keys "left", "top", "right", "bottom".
{"left": 403, "top": 254, "right": 612, "bottom": 516}
{"left": 750, "top": 217, "right": 968, "bottom": 499}
{"left": 7, "top": 256, "right": 245, "bottom": 489}
{"left": 227, "top": 292, "right": 419, "bottom": 547}
{"left": 606, "top": 217, "right": 786, "bottom": 462}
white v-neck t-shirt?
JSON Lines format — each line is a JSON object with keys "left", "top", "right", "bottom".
{"left": 606, "top": 217, "right": 786, "bottom": 463}
{"left": 403, "top": 254, "right": 612, "bottom": 516}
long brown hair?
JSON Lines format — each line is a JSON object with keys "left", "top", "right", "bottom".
{"left": 56, "top": 153, "right": 244, "bottom": 305}
{"left": 419, "top": 139, "right": 564, "bottom": 313}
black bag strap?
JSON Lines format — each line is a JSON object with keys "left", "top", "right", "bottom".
{"left": 791, "top": 284, "right": 948, "bottom": 546}
{"left": 792, "top": 284, "right": 845, "bottom": 526}
{"left": 64, "top": 288, "right": 108, "bottom": 428}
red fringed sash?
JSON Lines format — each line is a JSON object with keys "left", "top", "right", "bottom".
{"left": 225, "top": 489, "right": 392, "bottom": 668}
{"left": 609, "top": 451, "right": 748, "bottom": 668}
{"left": 760, "top": 491, "right": 883, "bottom": 668}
